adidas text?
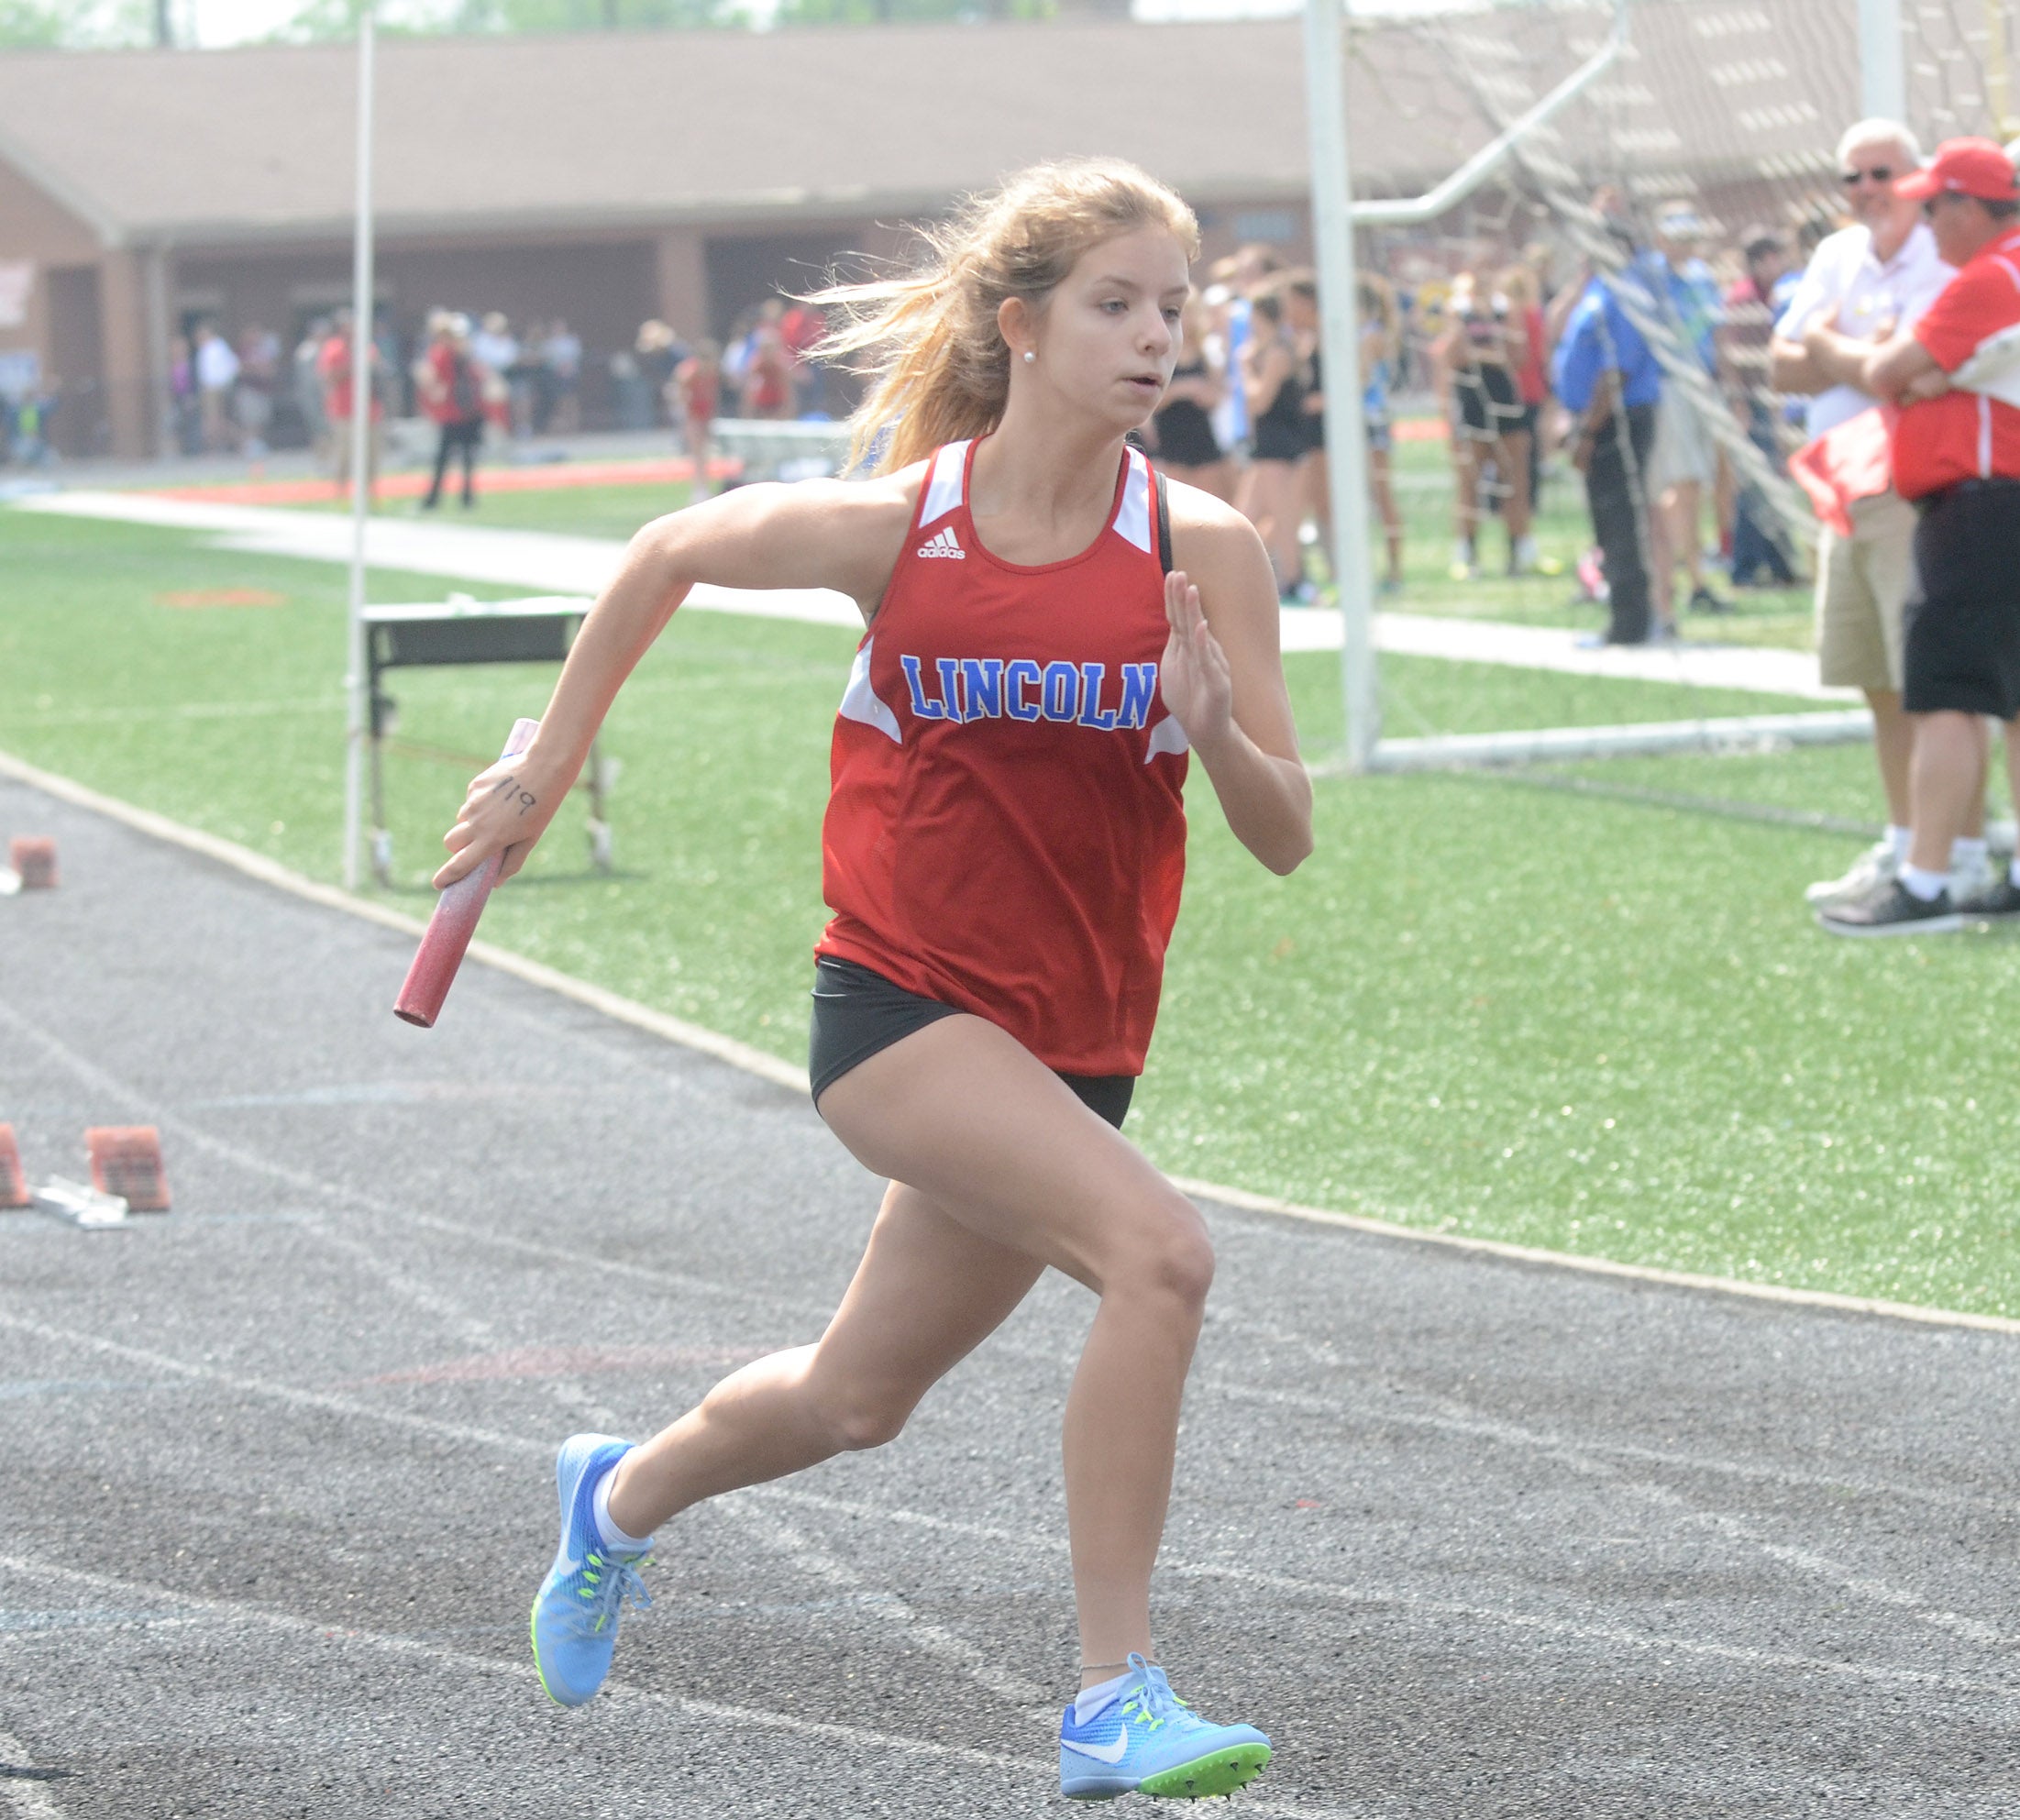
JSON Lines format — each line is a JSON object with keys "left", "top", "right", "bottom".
{"left": 916, "top": 527, "right": 966, "bottom": 559}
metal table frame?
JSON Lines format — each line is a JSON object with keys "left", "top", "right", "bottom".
{"left": 361, "top": 595, "right": 610, "bottom": 886}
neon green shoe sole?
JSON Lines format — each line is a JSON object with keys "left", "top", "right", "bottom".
{"left": 1137, "top": 1742, "right": 1272, "bottom": 1799}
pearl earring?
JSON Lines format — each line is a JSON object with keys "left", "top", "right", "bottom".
{"left": 1022, "top": 350, "right": 1036, "bottom": 364}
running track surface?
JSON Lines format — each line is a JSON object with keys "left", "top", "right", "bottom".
{"left": 1, "top": 772, "right": 2015, "bottom": 1819}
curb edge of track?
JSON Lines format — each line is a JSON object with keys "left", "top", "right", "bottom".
{"left": 5, "top": 743, "right": 2016, "bottom": 1341}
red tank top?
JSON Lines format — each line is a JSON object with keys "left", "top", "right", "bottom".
{"left": 815, "top": 437, "right": 1189, "bottom": 1076}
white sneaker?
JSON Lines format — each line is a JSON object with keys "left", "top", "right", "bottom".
{"left": 1805, "top": 841, "right": 1897, "bottom": 907}
{"left": 1512, "top": 534, "right": 1538, "bottom": 575}
{"left": 1952, "top": 848, "right": 2006, "bottom": 910}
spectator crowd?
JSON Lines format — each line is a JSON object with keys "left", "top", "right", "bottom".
{"left": 153, "top": 294, "right": 835, "bottom": 499}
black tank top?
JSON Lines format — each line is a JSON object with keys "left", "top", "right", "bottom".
{"left": 1153, "top": 359, "right": 1222, "bottom": 468}
{"left": 1251, "top": 341, "right": 1307, "bottom": 463}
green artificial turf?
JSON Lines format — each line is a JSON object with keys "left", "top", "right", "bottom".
{"left": 4, "top": 502, "right": 2014, "bottom": 1318}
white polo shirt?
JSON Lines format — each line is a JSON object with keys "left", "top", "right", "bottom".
{"left": 1777, "top": 221, "right": 1953, "bottom": 436}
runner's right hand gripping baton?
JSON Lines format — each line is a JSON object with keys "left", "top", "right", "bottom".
{"left": 393, "top": 717, "right": 542, "bottom": 1029}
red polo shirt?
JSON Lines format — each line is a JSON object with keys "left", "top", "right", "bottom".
{"left": 1894, "top": 226, "right": 2020, "bottom": 499}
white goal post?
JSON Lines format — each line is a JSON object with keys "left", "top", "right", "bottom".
{"left": 1301, "top": 0, "right": 1893, "bottom": 774}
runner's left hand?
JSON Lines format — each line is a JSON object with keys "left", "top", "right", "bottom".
{"left": 1159, "top": 568, "right": 1234, "bottom": 749}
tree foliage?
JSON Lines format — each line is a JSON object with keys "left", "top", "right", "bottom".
{"left": 772, "top": 0, "right": 1054, "bottom": 22}
{"left": 0, "top": 0, "right": 155, "bottom": 49}
{"left": 271, "top": 0, "right": 747, "bottom": 37}
{"left": 266, "top": 0, "right": 1050, "bottom": 40}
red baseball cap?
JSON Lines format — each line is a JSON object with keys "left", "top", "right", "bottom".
{"left": 1895, "top": 138, "right": 2020, "bottom": 203}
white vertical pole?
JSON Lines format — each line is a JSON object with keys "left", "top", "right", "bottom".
{"left": 341, "top": 4, "right": 376, "bottom": 892}
{"left": 1302, "top": 0, "right": 1378, "bottom": 769}
{"left": 1858, "top": 0, "right": 1906, "bottom": 123}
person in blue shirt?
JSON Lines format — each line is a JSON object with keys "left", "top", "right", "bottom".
{"left": 1553, "top": 228, "right": 1666, "bottom": 645}
{"left": 1647, "top": 208, "right": 1730, "bottom": 614}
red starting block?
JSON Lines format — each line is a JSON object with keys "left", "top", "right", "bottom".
{"left": 0, "top": 1125, "right": 27, "bottom": 1208}
{"left": 9, "top": 836, "right": 58, "bottom": 888}
{"left": 85, "top": 1126, "right": 170, "bottom": 1212}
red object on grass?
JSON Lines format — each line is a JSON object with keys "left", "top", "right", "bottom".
{"left": 86, "top": 1126, "right": 171, "bottom": 1211}
{"left": 0, "top": 1125, "right": 28, "bottom": 1208}
{"left": 394, "top": 717, "right": 542, "bottom": 1030}
{"left": 9, "top": 835, "right": 58, "bottom": 888}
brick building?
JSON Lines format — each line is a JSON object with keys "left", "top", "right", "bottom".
{"left": 0, "top": 3, "right": 1901, "bottom": 458}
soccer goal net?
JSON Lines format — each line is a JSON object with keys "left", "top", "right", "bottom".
{"left": 1308, "top": 0, "right": 2013, "bottom": 832}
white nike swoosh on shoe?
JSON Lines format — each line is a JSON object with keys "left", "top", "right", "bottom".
{"left": 554, "top": 1554, "right": 581, "bottom": 1577}
{"left": 1061, "top": 1734, "right": 1131, "bottom": 1764}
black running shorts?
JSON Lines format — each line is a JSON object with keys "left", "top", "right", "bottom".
{"left": 808, "top": 956, "right": 1135, "bottom": 1130}
{"left": 1904, "top": 480, "right": 2020, "bottom": 720}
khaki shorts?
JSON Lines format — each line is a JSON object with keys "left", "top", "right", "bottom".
{"left": 1650, "top": 388, "right": 1716, "bottom": 491}
{"left": 1816, "top": 490, "right": 1919, "bottom": 692}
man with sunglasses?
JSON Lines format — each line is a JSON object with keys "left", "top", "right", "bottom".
{"left": 1814, "top": 138, "right": 2020, "bottom": 932}
{"left": 1772, "top": 121, "right": 1956, "bottom": 912}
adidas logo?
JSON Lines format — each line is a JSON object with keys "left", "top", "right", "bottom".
{"left": 916, "top": 526, "right": 966, "bottom": 559}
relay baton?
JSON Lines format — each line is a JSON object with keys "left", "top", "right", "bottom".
{"left": 393, "top": 717, "right": 542, "bottom": 1029}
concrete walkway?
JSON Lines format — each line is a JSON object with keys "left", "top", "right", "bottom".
{"left": 17, "top": 488, "right": 1849, "bottom": 699}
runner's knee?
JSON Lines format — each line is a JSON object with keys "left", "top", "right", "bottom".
{"left": 807, "top": 1380, "right": 917, "bottom": 1453}
{"left": 1109, "top": 1198, "right": 1216, "bottom": 1311}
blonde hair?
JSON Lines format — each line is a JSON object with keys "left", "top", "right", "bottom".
{"left": 810, "top": 159, "right": 1199, "bottom": 475}
{"left": 1356, "top": 270, "right": 1401, "bottom": 358}
{"left": 1497, "top": 264, "right": 1539, "bottom": 312}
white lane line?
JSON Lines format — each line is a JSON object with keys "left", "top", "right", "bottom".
{"left": 0, "top": 993, "right": 2003, "bottom": 1535}
{"left": 0, "top": 1553, "right": 1362, "bottom": 1819}
{"left": 4, "top": 1009, "right": 2014, "bottom": 1542}
{"left": 0, "top": 1312, "right": 545, "bottom": 1458}
{"left": 7, "top": 1312, "right": 2006, "bottom": 1710}
{"left": 1684, "top": 1511, "right": 2014, "bottom": 1649}
{"left": 1206, "top": 1367, "right": 2020, "bottom": 1525}
{"left": 2, "top": 991, "right": 2009, "bottom": 1536}
{"left": 0, "top": 994, "right": 828, "bottom": 1320}
{"left": 6, "top": 741, "right": 2014, "bottom": 1339}
{"left": 290, "top": 1217, "right": 626, "bottom": 1435}
{"left": 275, "top": 1214, "right": 1042, "bottom": 1709}
{"left": 1161, "top": 1555, "right": 2020, "bottom": 1704}
{"left": 4, "top": 803, "right": 2014, "bottom": 1682}
{"left": 734, "top": 1506, "right": 1050, "bottom": 1709}
{"left": 1206, "top": 1348, "right": 2019, "bottom": 1647}
{"left": 0, "top": 1727, "right": 68, "bottom": 1820}
{"left": 0, "top": 1551, "right": 1022, "bottom": 1770}
{"left": 0, "top": 1309, "right": 1032, "bottom": 1714}
{"left": 741, "top": 1489, "right": 2020, "bottom": 1705}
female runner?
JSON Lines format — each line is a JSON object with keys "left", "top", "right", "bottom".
{"left": 1235, "top": 284, "right": 1310, "bottom": 599}
{"left": 436, "top": 158, "right": 1312, "bottom": 1803}
{"left": 1357, "top": 272, "right": 1407, "bottom": 593}
{"left": 1148, "top": 289, "right": 1236, "bottom": 502}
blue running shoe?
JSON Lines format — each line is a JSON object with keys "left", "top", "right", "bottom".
{"left": 1058, "top": 1653, "right": 1271, "bottom": 1801}
{"left": 529, "top": 1433, "right": 652, "bottom": 1707}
